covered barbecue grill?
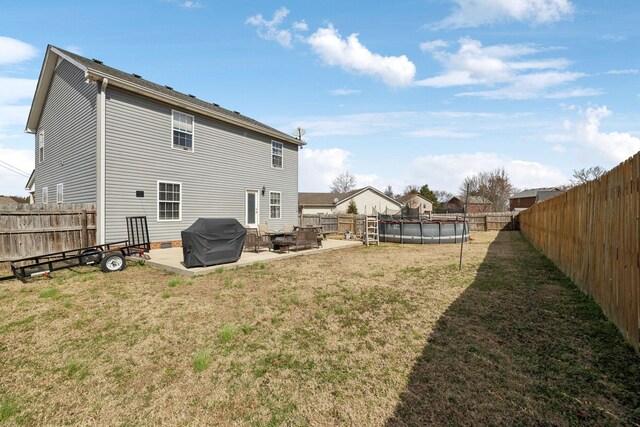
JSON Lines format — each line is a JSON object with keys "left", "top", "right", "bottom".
{"left": 181, "top": 218, "right": 246, "bottom": 268}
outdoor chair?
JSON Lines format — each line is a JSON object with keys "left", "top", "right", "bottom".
{"left": 283, "top": 224, "right": 294, "bottom": 233}
{"left": 258, "top": 223, "right": 272, "bottom": 235}
{"left": 291, "top": 228, "right": 320, "bottom": 251}
{"left": 243, "top": 228, "right": 271, "bottom": 253}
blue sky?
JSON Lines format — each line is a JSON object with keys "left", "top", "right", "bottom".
{"left": 1, "top": 0, "right": 640, "bottom": 196}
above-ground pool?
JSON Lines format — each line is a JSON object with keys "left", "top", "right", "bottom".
{"left": 378, "top": 220, "right": 469, "bottom": 244}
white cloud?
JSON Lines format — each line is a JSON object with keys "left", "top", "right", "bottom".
{"left": 292, "top": 20, "right": 308, "bottom": 32}
{"left": 0, "top": 146, "right": 33, "bottom": 196}
{"left": 419, "top": 39, "right": 449, "bottom": 51}
{"left": 404, "top": 128, "right": 476, "bottom": 138}
{"left": 354, "top": 173, "right": 385, "bottom": 190}
{"left": 164, "top": 0, "right": 203, "bottom": 9}
{"left": 64, "top": 45, "right": 83, "bottom": 55}
{"left": 0, "top": 105, "right": 31, "bottom": 130}
{"left": 329, "top": 88, "right": 362, "bottom": 96}
{"left": 430, "top": 0, "right": 574, "bottom": 29}
{"left": 599, "top": 34, "right": 626, "bottom": 42}
{"left": 291, "top": 112, "right": 414, "bottom": 138}
{"left": 406, "top": 152, "right": 567, "bottom": 193}
{"left": 0, "top": 77, "right": 37, "bottom": 105}
{"left": 0, "top": 37, "right": 37, "bottom": 66}
{"left": 299, "top": 148, "right": 352, "bottom": 191}
{"left": 605, "top": 69, "right": 639, "bottom": 75}
{"left": 278, "top": 110, "right": 523, "bottom": 139}
{"left": 415, "top": 37, "right": 594, "bottom": 99}
{"left": 575, "top": 106, "right": 640, "bottom": 163}
{"left": 180, "top": 0, "right": 203, "bottom": 8}
{"left": 543, "top": 105, "right": 640, "bottom": 165}
{"left": 246, "top": 7, "right": 293, "bottom": 48}
{"left": 307, "top": 24, "right": 416, "bottom": 87}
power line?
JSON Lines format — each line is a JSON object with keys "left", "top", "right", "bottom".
{"left": 0, "top": 160, "right": 31, "bottom": 178}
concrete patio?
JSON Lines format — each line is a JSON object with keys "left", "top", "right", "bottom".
{"left": 144, "top": 238, "right": 363, "bottom": 276}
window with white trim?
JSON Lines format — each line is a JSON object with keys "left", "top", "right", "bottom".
{"left": 158, "top": 181, "right": 181, "bottom": 221}
{"left": 56, "top": 183, "right": 63, "bottom": 204}
{"left": 42, "top": 187, "right": 48, "bottom": 204}
{"left": 172, "top": 111, "right": 194, "bottom": 151}
{"left": 271, "top": 141, "right": 283, "bottom": 169}
{"left": 269, "top": 191, "right": 281, "bottom": 219}
{"left": 38, "top": 131, "right": 44, "bottom": 163}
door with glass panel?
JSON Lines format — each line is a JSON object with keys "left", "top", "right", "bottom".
{"left": 245, "top": 190, "right": 259, "bottom": 227}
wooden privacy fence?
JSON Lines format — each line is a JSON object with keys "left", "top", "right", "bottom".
{"left": 431, "top": 212, "right": 519, "bottom": 231}
{"left": 520, "top": 152, "right": 640, "bottom": 351}
{"left": 300, "top": 214, "right": 366, "bottom": 235}
{"left": 301, "top": 212, "right": 517, "bottom": 234}
{"left": 0, "top": 203, "right": 96, "bottom": 261}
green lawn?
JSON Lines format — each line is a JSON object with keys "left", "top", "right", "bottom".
{"left": 0, "top": 231, "right": 638, "bottom": 426}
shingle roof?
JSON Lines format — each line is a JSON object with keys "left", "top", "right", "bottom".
{"left": 299, "top": 187, "right": 402, "bottom": 208}
{"left": 299, "top": 189, "right": 359, "bottom": 206}
{"left": 0, "top": 196, "right": 19, "bottom": 205}
{"left": 449, "top": 196, "right": 491, "bottom": 205}
{"left": 511, "top": 187, "right": 562, "bottom": 199}
{"left": 50, "top": 46, "right": 302, "bottom": 146}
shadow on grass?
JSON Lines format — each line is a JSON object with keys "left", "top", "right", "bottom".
{"left": 386, "top": 231, "right": 640, "bottom": 426}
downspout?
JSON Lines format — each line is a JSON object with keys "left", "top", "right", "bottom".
{"left": 96, "top": 78, "right": 108, "bottom": 244}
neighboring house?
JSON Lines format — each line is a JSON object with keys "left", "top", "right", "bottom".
{"left": 445, "top": 196, "right": 492, "bottom": 213}
{"left": 25, "top": 170, "right": 35, "bottom": 204}
{"left": 510, "top": 187, "right": 563, "bottom": 211}
{"left": 397, "top": 193, "right": 433, "bottom": 216}
{"left": 299, "top": 187, "right": 402, "bottom": 215}
{"left": 27, "top": 45, "right": 305, "bottom": 245}
{"left": 0, "top": 196, "right": 19, "bottom": 206}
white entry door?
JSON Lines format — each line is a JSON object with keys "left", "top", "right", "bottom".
{"left": 246, "top": 190, "right": 259, "bottom": 227}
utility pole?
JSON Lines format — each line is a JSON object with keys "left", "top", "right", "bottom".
{"left": 459, "top": 183, "right": 470, "bottom": 271}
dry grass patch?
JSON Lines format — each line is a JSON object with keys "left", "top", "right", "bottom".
{"left": 0, "top": 233, "right": 638, "bottom": 425}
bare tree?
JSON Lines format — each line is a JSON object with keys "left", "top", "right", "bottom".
{"left": 434, "top": 190, "right": 454, "bottom": 204}
{"left": 330, "top": 171, "right": 357, "bottom": 193}
{"left": 403, "top": 185, "right": 420, "bottom": 195}
{"left": 570, "top": 166, "right": 606, "bottom": 187}
{"left": 460, "top": 168, "right": 513, "bottom": 212}
{"left": 383, "top": 185, "right": 395, "bottom": 199}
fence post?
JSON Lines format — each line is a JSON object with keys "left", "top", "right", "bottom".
{"left": 82, "top": 209, "right": 88, "bottom": 247}
{"left": 484, "top": 215, "right": 488, "bottom": 231}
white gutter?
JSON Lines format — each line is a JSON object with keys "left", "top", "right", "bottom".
{"left": 96, "top": 78, "right": 108, "bottom": 244}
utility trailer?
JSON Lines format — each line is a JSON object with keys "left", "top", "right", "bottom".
{"left": 0, "top": 216, "right": 150, "bottom": 282}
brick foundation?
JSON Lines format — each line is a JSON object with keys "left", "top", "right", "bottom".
{"left": 149, "top": 240, "right": 183, "bottom": 249}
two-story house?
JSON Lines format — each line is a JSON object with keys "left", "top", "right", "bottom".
{"left": 26, "top": 45, "right": 304, "bottom": 245}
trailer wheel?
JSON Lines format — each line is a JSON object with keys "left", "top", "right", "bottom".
{"left": 100, "top": 252, "right": 126, "bottom": 273}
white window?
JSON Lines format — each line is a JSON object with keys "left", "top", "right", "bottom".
{"left": 269, "top": 191, "right": 281, "bottom": 219}
{"left": 271, "top": 141, "right": 283, "bottom": 169}
{"left": 38, "top": 131, "right": 44, "bottom": 163}
{"left": 42, "top": 187, "right": 48, "bottom": 204}
{"left": 172, "top": 111, "right": 194, "bottom": 151}
{"left": 158, "top": 181, "right": 181, "bottom": 221}
{"left": 56, "top": 183, "right": 63, "bottom": 204}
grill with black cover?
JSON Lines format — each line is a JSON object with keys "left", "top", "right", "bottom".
{"left": 181, "top": 218, "right": 247, "bottom": 268}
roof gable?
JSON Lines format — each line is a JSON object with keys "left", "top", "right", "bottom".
{"left": 397, "top": 193, "right": 432, "bottom": 205}
{"left": 299, "top": 187, "right": 401, "bottom": 208}
{"left": 298, "top": 191, "right": 353, "bottom": 206}
{"left": 26, "top": 46, "right": 304, "bottom": 147}
{"left": 447, "top": 196, "right": 492, "bottom": 205}
{"left": 511, "top": 187, "right": 562, "bottom": 199}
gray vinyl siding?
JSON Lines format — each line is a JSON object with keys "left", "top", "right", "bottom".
{"left": 104, "top": 86, "right": 299, "bottom": 242}
{"left": 34, "top": 59, "right": 97, "bottom": 204}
